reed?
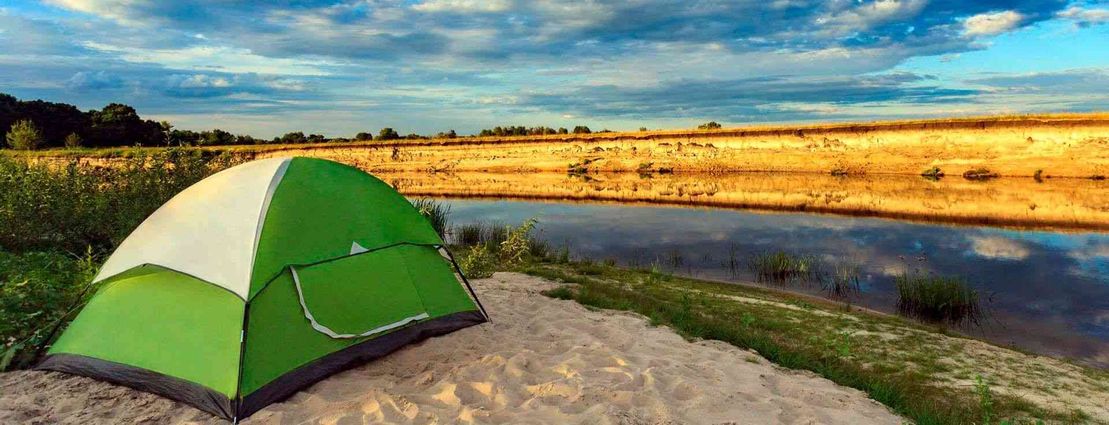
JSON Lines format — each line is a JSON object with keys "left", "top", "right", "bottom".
{"left": 451, "top": 220, "right": 508, "bottom": 248}
{"left": 747, "top": 250, "right": 819, "bottom": 285}
{"left": 821, "top": 261, "right": 861, "bottom": 300}
{"left": 456, "top": 223, "right": 484, "bottom": 246}
{"left": 895, "top": 272, "right": 981, "bottom": 325}
{"left": 411, "top": 198, "right": 450, "bottom": 238}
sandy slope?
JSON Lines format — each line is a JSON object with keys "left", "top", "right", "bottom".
{"left": 0, "top": 273, "right": 900, "bottom": 424}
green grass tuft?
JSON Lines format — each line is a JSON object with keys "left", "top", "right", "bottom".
{"left": 895, "top": 272, "right": 981, "bottom": 326}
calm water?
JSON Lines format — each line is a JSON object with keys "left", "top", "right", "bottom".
{"left": 441, "top": 199, "right": 1109, "bottom": 368}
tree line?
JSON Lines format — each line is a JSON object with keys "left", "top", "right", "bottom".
{"left": 2, "top": 93, "right": 721, "bottom": 150}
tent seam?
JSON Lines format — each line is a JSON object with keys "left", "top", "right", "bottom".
{"left": 234, "top": 156, "right": 291, "bottom": 420}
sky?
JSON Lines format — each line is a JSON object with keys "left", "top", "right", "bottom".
{"left": 0, "top": 0, "right": 1107, "bottom": 138}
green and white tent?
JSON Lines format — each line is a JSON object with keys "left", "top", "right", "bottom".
{"left": 37, "top": 157, "right": 488, "bottom": 421}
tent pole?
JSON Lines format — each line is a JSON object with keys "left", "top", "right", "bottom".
{"left": 440, "top": 247, "right": 490, "bottom": 321}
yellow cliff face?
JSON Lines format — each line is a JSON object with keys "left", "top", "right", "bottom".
{"left": 242, "top": 116, "right": 1109, "bottom": 178}
{"left": 13, "top": 114, "right": 1109, "bottom": 229}
{"left": 377, "top": 171, "right": 1109, "bottom": 231}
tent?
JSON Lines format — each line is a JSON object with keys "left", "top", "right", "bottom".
{"left": 36, "top": 157, "right": 488, "bottom": 421}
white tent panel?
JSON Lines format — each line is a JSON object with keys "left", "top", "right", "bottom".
{"left": 94, "top": 157, "right": 292, "bottom": 299}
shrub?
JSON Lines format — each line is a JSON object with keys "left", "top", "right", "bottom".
{"left": 697, "top": 121, "right": 722, "bottom": 130}
{"left": 0, "top": 249, "right": 99, "bottom": 370}
{"left": 64, "top": 133, "right": 83, "bottom": 148}
{"left": 572, "top": 126, "right": 591, "bottom": 134}
{"left": 500, "top": 218, "right": 538, "bottom": 265}
{"left": 5, "top": 120, "right": 44, "bottom": 150}
{"left": 0, "top": 149, "right": 239, "bottom": 252}
{"left": 963, "top": 168, "right": 1000, "bottom": 180}
{"left": 921, "top": 166, "right": 944, "bottom": 180}
{"left": 458, "top": 244, "right": 496, "bottom": 279}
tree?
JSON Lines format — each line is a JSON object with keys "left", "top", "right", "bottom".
{"left": 5, "top": 120, "right": 44, "bottom": 150}
{"left": 279, "top": 131, "right": 307, "bottom": 144}
{"left": 235, "top": 134, "right": 260, "bottom": 144}
{"left": 354, "top": 132, "right": 373, "bottom": 141}
{"left": 639, "top": 127, "right": 648, "bottom": 131}
{"left": 558, "top": 127, "right": 568, "bottom": 134}
{"left": 306, "top": 134, "right": 326, "bottom": 143}
{"left": 89, "top": 103, "right": 165, "bottom": 146}
{"left": 697, "top": 121, "right": 722, "bottom": 130}
{"left": 572, "top": 125, "right": 591, "bottom": 134}
{"left": 199, "top": 129, "right": 235, "bottom": 146}
{"left": 378, "top": 127, "right": 400, "bottom": 141}
{"left": 64, "top": 132, "right": 83, "bottom": 148}
{"left": 167, "top": 129, "right": 200, "bottom": 146}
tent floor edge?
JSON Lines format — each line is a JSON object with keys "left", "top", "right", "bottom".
{"left": 35, "top": 353, "right": 234, "bottom": 421}
{"left": 237, "top": 310, "right": 487, "bottom": 420}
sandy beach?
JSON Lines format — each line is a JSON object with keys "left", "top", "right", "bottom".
{"left": 0, "top": 273, "right": 900, "bottom": 424}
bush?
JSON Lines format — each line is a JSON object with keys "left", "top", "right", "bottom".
{"left": 921, "top": 166, "right": 944, "bottom": 180}
{"left": 458, "top": 244, "right": 496, "bottom": 279}
{"left": 697, "top": 121, "right": 722, "bottom": 130}
{"left": 0, "top": 249, "right": 99, "bottom": 370}
{"left": 0, "top": 149, "right": 239, "bottom": 252}
{"left": 500, "top": 218, "right": 538, "bottom": 265}
{"left": 5, "top": 119, "right": 44, "bottom": 150}
{"left": 963, "top": 168, "right": 999, "bottom": 180}
{"left": 64, "top": 133, "right": 83, "bottom": 148}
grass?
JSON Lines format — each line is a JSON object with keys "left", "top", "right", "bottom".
{"left": 518, "top": 259, "right": 1095, "bottom": 424}
{"left": 411, "top": 198, "right": 450, "bottom": 238}
{"left": 451, "top": 221, "right": 507, "bottom": 248}
{"left": 747, "top": 250, "right": 820, "bottom": 285}
{"left": 895, "top": 272, "right": 981, "bottom": 326}
{"left": 820, "top": 260, "right": 862, "bottom": 301}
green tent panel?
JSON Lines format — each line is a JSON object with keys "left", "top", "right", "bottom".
{"left": 37, "top": 157, "right": 487, "bottom": 421}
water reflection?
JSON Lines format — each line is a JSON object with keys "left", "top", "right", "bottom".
{"left": 442, "top": 199, "right": 1109, "bottom": 367}
{"left": 385, "top": 171, "right": 1109, "bottom": 231}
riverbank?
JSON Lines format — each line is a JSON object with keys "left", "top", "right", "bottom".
{"left": 9, "top": 113, "right": 1109, "bottom": 178}
{"left": 519, "top": 260, "right": 1109, "bottom": 424}
{"left": 0, "top": 272, "right": 903, "bottom": 424}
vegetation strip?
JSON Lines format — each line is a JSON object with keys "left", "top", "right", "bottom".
{"left": 517, "top": 261, "right": 1106, "bottom": 425}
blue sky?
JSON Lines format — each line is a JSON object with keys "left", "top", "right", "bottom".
{"left": 1, "top": 0, "right": 1106, "bottom": 137}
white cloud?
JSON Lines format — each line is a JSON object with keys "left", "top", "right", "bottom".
{"left": 82, "top": 42, "right": 331, "bottom": 76}
{"left": 968, "top": 236, "right": 1030, "bottom": 260}
{"left": 45, "top": 0, "right": 146, "bottom": 24}
{"left": 412, "top": 0, "right": 512, "bottom": 13}
{"left": 816, "top": 0, "right": 927, "bottom": 36}
{"left": 963, "top": 10, "right": 1024, "bottom": 36}
{"left": 1057, "top": 6, "right": 1109, "bottom": 26}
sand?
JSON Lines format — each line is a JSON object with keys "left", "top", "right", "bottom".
{"left": 0, "top": 273, "right": 901, "bottom": 424}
